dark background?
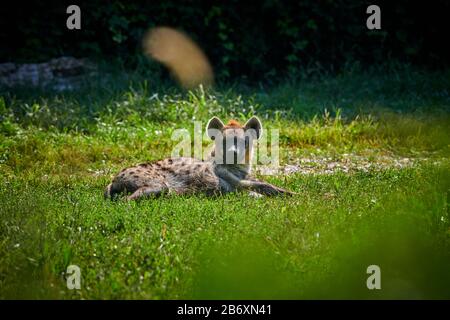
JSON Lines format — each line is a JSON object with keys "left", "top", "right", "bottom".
{"left": 1, "top": 0, "right": 449, "bottom": 80}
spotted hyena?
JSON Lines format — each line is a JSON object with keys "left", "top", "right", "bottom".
{"left": 104, "top": 116, "right": 295, "bottom": 200}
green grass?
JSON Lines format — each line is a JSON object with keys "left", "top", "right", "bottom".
{"left": 1, "top": 64, "right": 449, "bottom": 299}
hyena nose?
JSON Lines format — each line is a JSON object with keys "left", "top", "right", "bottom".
{"left": 227, "top": 144, "right": 237, "bottom": 154}
{"left": 224, "top": 147, "right": 239, "bottom": 164}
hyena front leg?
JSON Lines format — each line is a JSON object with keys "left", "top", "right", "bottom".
{"left": 127, "top": 185, "right": 169, "bottom": 201}
{"left": 218, "top": 169, "right": 295, "bottom": 196}
{"left": 240, "top": 179, "right": 296, "bottom": 196}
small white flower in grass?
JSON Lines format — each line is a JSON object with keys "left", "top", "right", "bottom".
{"left": 315, "top": 232, "right": 320, "bottom": 238}
{"left": 14, "top": 243, "right": 20, "bottom": 248}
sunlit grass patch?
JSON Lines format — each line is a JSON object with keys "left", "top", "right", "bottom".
{"left": 1, "top": 165, "right": 449, "bottom": 299}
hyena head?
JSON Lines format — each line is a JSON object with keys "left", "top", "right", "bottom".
{"left": 206, "top": 116, "right": 262, "bottom": 165}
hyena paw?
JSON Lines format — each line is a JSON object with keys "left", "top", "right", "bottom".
{"left": 248, "top": 191, "right": 263, "bottom": 198}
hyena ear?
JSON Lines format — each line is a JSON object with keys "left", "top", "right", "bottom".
{"left": 244, "top": 116, "right": 263, "bottom": 140}
{"left": 206, "top": 116, "right": 224, "bottom": 140}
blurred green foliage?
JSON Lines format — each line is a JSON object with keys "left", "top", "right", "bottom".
{"left": 2, "top": 1, "right": 450, "bottom": 81}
